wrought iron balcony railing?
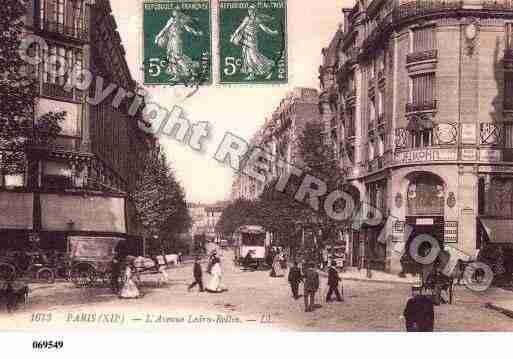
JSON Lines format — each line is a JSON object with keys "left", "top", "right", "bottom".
{"left": 39, "top": 21, "right": 89, "bottom": 42}
{"left": 406, "top": 100, "right": 437, "bottom": 113}
{"left": 393, "top": 1, "right": 463, "bottom": 23}
{"left": 42, "top": 82, "right": 76, "bottom": 101}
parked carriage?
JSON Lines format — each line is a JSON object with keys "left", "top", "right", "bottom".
{"left": 68, "top": 237, "right": 121, "bottom": 287}
{"left": 0, "top": 251, "right": 55, "bottom": 283}
{"left": 68, "top": 237, "right": 178, "bottom": 287}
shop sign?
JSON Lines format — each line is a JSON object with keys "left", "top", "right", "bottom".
{"left": 479, "top": 165, "right": 513, "bottom": 173}
{"left": 461, "top": 123, "right": 477, "bottom": 144}
{"left": 394, "top": 148, "right": 457, "bottom": 165}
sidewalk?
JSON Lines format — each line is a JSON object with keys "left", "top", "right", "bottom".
{"left": 319, "top": 266, "right": 420, "bottom": 286}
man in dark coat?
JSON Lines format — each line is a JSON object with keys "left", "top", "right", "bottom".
{"left": 326, "top": 260, "right": 343, "bottom": 302}
{"left": 403, "top": 294, "right": 435, "bottom": 332}
{"left": 188, "top": 257, "right": 204, "bottom": 292}
{"left": 303, "top": 262, "right": 320, "bottom": 312}
{"left": 288, "top": 261, "right": 302, "bottom": 299}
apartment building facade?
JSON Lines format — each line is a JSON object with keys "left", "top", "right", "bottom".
{"left": 231, "top": 87, "right": 321, "bottom": 201}
{"left": 320, "top": 0, "right": 513, "bottom": 273}
{"left": 0, "top": 0, "right": 152, "bottom": 255}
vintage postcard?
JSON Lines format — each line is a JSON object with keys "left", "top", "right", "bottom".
{"left": 2, "top": 0, "right": 513, "bottom": 354}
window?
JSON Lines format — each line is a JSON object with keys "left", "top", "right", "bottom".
{"left": 41, "top": 43, "right": 83, "bottom": 100}
{"left": 368, "top": 140, "right": 375, "bottom": 161}
{"left": 369, "top": 98, "right": 376, "bottom": 126}
{"left": 40, "top": 0, "right": 86, "bottom": 37}
{"left": 346, "top": 145, "right": 355, "bottom": 164}
{"left": 411, "top": 73, "right": 435, "bottom": 106}
{"left": 377, "top": 90, "right": 384, "bottom": 117}
{"left": 346, "top": 107, "right": 356, "bottom": 137}
{"left": 505, "top": 72, "right": 513, "bottom": 110}
{"left": 379, "top": 135, "right": 385, "bottom": 155}
{"left": 412, "top": 26, "right": 436, "bottom": 53}
{"left": 506, "top": 23, "right": 513, "bottom": 50}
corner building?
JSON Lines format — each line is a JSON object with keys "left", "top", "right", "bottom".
{"left": 320, "top": 0, "right": 513, "bottom": 273}
{"left": 0, "top": 0, "right": 152, "bottom": 255}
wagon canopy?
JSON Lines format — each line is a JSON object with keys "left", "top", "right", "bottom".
{"left": 68, "top": 236, "right": 123, "bottom": 262}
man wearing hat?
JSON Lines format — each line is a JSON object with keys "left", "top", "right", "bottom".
{"left": 303, "top": 262, "right": 320, "bottom": 312}
{"left": 326, "top": 260, "right": 343, "bottom": 302}
{"left": 188, "top": 256, "right": 204, "bottom": 292}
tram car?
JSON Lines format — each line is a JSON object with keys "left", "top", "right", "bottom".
{"left": 233, "top": 225, "right": 270, "bottom": 269}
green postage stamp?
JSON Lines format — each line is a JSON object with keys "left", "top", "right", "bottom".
{"left": 143, "top": 0, "right": 212, "bottom": 86}
{"left": 218, "top": 0, "right": 288, "bottom": 84}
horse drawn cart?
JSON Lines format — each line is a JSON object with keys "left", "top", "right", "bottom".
{"left": 0, "top": 251, "right": 56, "bottom": 284}
{"left": 68, "top": 237, "right": 177, "bottom": 287}
{"left": 68, "top": 237, "right": 122, "bottom": 287}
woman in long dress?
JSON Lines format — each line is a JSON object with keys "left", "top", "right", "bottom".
{"left": 272, "top": 251, "right": 284, "bottom": 277}
{"left": 230, "top": 5, "right": 279, "bottom": 80}
{"left": 206, "top": 258, "right": 225, "bottom": 293}
{"left": 119, "top": 262, "right": 141, "bottom": 299}
{"left": 155, "top": 10, "right": 203, "bottom": 80}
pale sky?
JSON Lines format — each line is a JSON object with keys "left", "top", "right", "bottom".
{"left": 110, "top": 0, "right": 352, "bottom": 204}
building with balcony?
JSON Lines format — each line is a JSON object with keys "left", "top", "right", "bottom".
{"left": 0, "top": 0, "right": 153, "bottom": 255}
{"left": 320, "top": 0, "right": 513, "bottom": 273}
{"left": 230, "top": 87, "right": 321, "bottom": 201}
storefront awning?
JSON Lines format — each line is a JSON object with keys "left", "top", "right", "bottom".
{"left": 479, "top": 218, "right": 513, "bottom": 243}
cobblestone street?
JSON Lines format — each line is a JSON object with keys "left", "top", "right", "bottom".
{"left": 1, "top": 250, "right": 512, "bottom": 332}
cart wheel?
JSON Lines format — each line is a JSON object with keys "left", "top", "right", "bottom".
{"left": 71, "top": 265, "right": 96, "bottom": 287}
{"left": 0, "top": 263, "right": 16, "bottom": 281}
{"left": 37, "top": 267, "right": 55, "bottom": 284}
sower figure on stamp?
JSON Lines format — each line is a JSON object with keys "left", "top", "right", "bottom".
{"left": 303, "top": 262, "right": 320, "bottom": 312}
{"left": 155, "top": 9, "right": 203, "bottom": 81}
{"left": 288, "top": 261, "right": 303, "bottom": 300}
{"left": 188, "top": 257, "right": 204, "bottom": 292}
{"left": 326, "top": 260, "right": 343, "bottom": 302}
{"left": 230, "top": 5, "right": 278, "bottom": 81}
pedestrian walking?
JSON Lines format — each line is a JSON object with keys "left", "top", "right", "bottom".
{"left": 271, "top": 251, "right": 284, "bottom": 277}
{"left": 205, "top": 257, "right": 226, "bottom": 293}
{"left": 288, "top": 261, "right": 303, "bottom": 299}
{"left": 206, "top": 250, "right": 217, "bottom": 274}
{"left": 326, "top": 260, "right": 343, "bottom": 302}
{"left": 119, "top": 260, "right": 141, "bottom": 299}
{"left": 188, "top": 257, "right": 204, "bottom": 292}
{"left": 403, "top": 294, "right": 435, "bottom": 332}
{"left": 303, "top": 262, "right": 320, "bottom": 312}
